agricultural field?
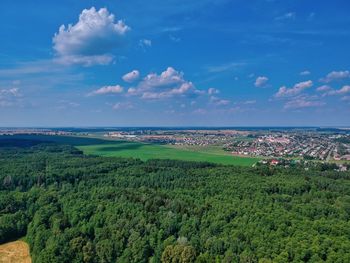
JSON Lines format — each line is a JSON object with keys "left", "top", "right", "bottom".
{"left": 78, "top": 141, "right": 259, "bottom": 166}
{"left": 0, "top": 241, "right": 31, "bottom": 263}
{"left": 0, "top": 135, "right": 258, "bottom": 166}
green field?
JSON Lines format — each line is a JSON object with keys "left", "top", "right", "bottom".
{"left": 78, "top": 141, "right": 258, "bottom": 166}
{"left": 0, "top": 134, "right": 258, "bottom": 166}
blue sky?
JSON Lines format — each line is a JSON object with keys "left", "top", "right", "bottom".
{"left": 0, "top": 0, "right": 349, "bottom": 127}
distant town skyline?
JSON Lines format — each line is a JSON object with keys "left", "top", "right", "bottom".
{"left": 0, "top": 0, "right": 349, "bottom": 126}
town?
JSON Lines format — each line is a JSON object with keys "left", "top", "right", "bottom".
{"left": 104, "top": 128, "right": 350, "bottom": 162}
{"left": 224, "top": 132, "right": 350, "bottom": 161}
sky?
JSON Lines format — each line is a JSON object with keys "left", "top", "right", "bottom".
{"left": 0, "top": 0, "right": 349, "bottom": 127}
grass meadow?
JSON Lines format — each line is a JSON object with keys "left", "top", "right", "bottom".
{"left": 0, "top": 135, "right": 258, "bottom": 166}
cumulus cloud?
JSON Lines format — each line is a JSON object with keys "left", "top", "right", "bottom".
{"left": 300, "top": 70, "right": 311, "bottom": 76}
{"left": 320, "top": 70, "right": 350, "bottom": 83}
{"left": 316, "top": 85, "right": 331, "bottom": 92}
{"left": 141, "top": 82, "right": 194, "bottom": 99}
{"left": 324, "top": 85, "right": 350, "bottom": 96}
{"left": 275, "top": 80, "right": 313, "bottom": 98}
{"left": 122, "top": 70, "right": 140, "bottom": 83}
{"left": 128, "top": 67, "right": 201, "bottom": 100}
{"left": 88, "top": 85, "right": 123, "bottom": 96}
{"left": 53, "top": 7, "right": 130, "bottom": 66}
{"left": 254, "top": 76, "right": 269, "bottom": 88}
{"left": 127, "top": 88, "right": 137, "bottom": 95}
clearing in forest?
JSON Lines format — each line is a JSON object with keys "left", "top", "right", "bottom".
{"left": 0, "top": 241, "right": 31, "bottom": 263}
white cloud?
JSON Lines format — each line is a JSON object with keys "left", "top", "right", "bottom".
{"left": 127, "top": 87, "right": 137, "bottom": 95}
{"left": 254, "top": 76, "right": 269, "bottom": 88}
{"left": 284, "top": 96, "right": 324, "bottom": 109}
{"left": 324, "top": 85, "right": 350, "bottom": 96}
{"left": 320, "top": 70, "right": 350, "bottom": 83}
{"left": 53, "top": 7, "right": 130, "bottom": 66}
{"left": 208, "top": 88, "right": 219, "bottom": 95}
{"left": 210, "top": 96, "right": 230, "bottom": 106}
{"left": 128, "top": 67, "right": 201, "bottom": 100}
{"left": 0, "top": 88, "right": 20, "bottom": 97}
{"left": 139, "top": 39, "right": 152, "bottom": 48}
{"left": 316, "top": 85, "right": 331, "bottom": 92}
{"left": 0, "top": 88, "right": 21, "bottom": 107}
{"left": 275, "top": 12, "right": 296, "bottom": 21}
{"left": 140, "top": 67, "right": 183, "bottom": 89}
{"left": 88, "top": 85, "right": 123, "bottom": 96}
{"left": 122, "top": 70, "right": 140, "bottom": 83}
{"left": 341, "top": 96, "right": 350, "bottom": 101}
{"left": 300, "top": 70, "right": 311, "bottom": 76}
{"left": 113, "top": 102, "right": 133, "bottom": 110}
{"left": 275, "top": 80, "right": 313, "bottom": 98}
{"left": 141, "top": 82, "right": 194, "bottom": 99}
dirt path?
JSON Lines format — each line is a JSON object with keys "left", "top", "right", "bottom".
{"left": 0, "top": 241, "right": 31, "bottom": 263}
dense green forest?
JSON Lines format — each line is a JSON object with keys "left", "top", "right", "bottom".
{"left": 0, "top": 139, "right": 350, "bottom": 262}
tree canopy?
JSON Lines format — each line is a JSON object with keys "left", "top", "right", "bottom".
{"left": 0, "top": 141, "right": 349, "bottom": 262}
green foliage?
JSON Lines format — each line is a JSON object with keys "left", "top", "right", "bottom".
{"left": 161, "top": 244, "right": 196, "bottom": 263}
{"left": 78, "top": 142, "right": 258, "bottom": 166}
{"left": 0, "top": 142, "right": 350, "bottom": 262}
